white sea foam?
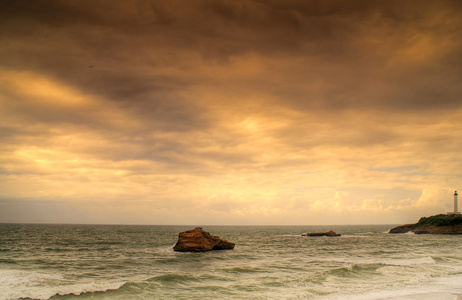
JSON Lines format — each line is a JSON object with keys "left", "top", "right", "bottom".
{"left": 53, "top": 281, "right": 126, "bottom": 297}
{"left": 0, "top": 269, "right": 63, "bottom": 300}
{"left": 0, "top": 269, "right": 126, "bottom": 300}
{"left": 320, "top": 256, "right": 436, "bottom": 267}
{"left": 327, "top": 289, "right": 460, "bottom": 300}
{"left": 324, "top": 273, "right": 462, "bottom": 300}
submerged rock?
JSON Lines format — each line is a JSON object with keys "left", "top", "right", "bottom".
{"left": 173, "top": 227, "right": 235, "bottom": 252}
{"left": 302, "top": 230, "right": 341, "bottom": 237}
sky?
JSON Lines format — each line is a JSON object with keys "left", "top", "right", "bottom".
{"left": 1, "top": 0, "right": 462, "bottom": 225}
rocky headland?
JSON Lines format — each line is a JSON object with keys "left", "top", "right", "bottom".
{"left": 389, "top": 214, "right": 462, "bottom": 234}
{"left": 302, "top": 230, "right": 341, "bottom": 237}
{"left": 173, "top": 227, "right": 235, "bottom": 252}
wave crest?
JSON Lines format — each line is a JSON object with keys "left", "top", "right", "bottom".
{"left": 0, "top": 269, "right": 126, "bottom": 300}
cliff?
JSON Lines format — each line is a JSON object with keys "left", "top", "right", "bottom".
{"left": 389, "top": 214, "right": 462, "bottom": 234}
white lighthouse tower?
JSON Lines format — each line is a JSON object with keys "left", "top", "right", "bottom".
{"left": 448, "top": 191, "right": 460, "bottom": 215}
{"left": 455, "top": 191, "right": 459, "bottom": 213}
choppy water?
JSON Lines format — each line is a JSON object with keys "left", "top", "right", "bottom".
{"left": 1, "top": 224, "right": 462, "bottom": 300}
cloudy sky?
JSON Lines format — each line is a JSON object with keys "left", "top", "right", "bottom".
{"left": 1, "top": 0, "right": 462, "bottom": 225}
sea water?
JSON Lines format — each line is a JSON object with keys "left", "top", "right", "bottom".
{"left": 1, "top": 224, "right": 462, "bottom": 300}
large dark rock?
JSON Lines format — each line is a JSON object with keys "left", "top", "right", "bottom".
{"left": 173, "top": 227, "right": 235, "bottom": 252}
{"left": 302, "top": 230, "right": 341, "bottom": 237}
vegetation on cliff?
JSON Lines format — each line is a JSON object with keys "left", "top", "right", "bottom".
{"left": 413, "top": 214, "right": 462, "bottom": 228}
{"left": 389, "top": 214, "right": 462, "bottom": 234}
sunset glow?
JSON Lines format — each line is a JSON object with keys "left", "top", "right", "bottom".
{"left": 1, "top": 0, "right": 462, "bottom": 225}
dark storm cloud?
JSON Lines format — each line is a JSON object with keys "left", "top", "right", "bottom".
{"left": 2, "top": 0, "right": 462, "bottom": 115}
{"left": 1, "top": 0, "right": 462, "bottom": 153}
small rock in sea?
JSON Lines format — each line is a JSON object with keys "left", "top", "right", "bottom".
{"left": 302, "top": 230, "right": 341, "bottom": 237}
{"left": 173, "top": 227, "right": 235, "bottom": 252}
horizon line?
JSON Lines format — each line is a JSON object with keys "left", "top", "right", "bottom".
{"left": 0, "top": 222, "right": 400, "bottom": 226}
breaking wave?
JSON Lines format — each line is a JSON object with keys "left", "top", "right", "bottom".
{"left": 0, "top": 269, "right": 126, "bottom": 300}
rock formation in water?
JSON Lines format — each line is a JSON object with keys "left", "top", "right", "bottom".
{"left": 388, "top": 224, "right": 414, "bottom": 234}
{"left": 173, "top": 227, "right": 235, "bottom": 252}
{"left": 302, "top": 230, "right": 341, "bottom": 237}
{"left": 389, "top": 214, "right": 462, "bottom": 234}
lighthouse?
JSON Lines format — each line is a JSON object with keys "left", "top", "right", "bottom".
{"left": 448, "top": 191, "right": 461, "bottom": 215}
{"left": 455, "top": 191, "right": 459, "bottom": 214}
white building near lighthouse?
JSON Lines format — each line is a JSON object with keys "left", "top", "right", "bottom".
{"left": 448, "top": 191, "right": 461, "bottom": 215}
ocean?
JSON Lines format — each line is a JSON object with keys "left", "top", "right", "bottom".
{"left": 1, "top": 224, "right": 462, "bottom": 300}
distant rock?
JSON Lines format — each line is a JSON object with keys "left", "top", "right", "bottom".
{"left": 389, "top": 214, "right": 462, "bottom": 234}
{"left": 173, "top": 227, "right": 235, "bottom": 252}
{"left": 302, "top": 230, "right": 341, "bottom": 237}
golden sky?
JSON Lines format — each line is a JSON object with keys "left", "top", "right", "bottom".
{"left": 1, "top": 0, "right": 462, "bottom": 225}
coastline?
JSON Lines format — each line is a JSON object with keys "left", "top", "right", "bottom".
{"left": 389, "top": 214, "right": 462, "bottom": 234}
